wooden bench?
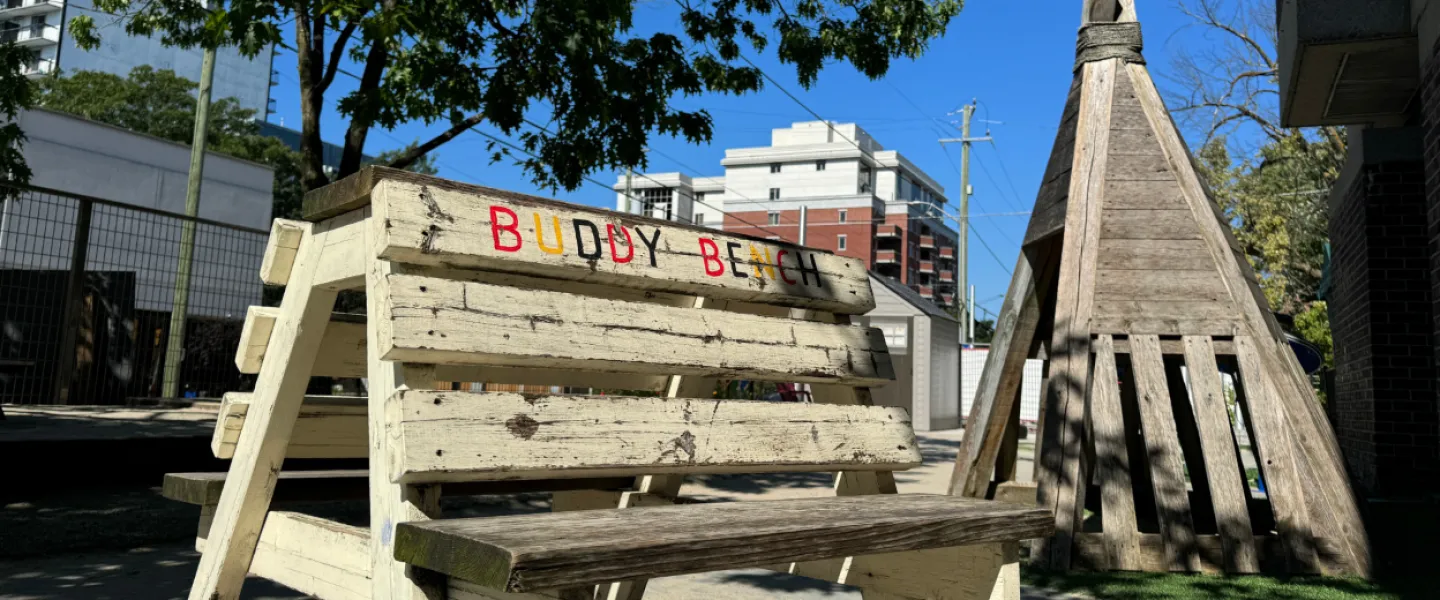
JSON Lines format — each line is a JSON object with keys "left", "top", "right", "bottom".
{"left": 182, "top": 167, "right": 1051, "bottom": 600}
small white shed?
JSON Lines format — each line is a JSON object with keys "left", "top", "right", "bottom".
{"left": 861, "top": 273, "right": 960, "bottom": 432}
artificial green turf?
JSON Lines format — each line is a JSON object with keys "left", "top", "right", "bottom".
{"left": 1020, "top": 569, "right": 1426, "bottom": 600}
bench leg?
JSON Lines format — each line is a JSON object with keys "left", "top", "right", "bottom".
{"left": 187, "top": 222, "right": 339, "bottom": 600}
{"left": 850, "top": 542, "right": 1019, "bottom": 600}
{"left": 366, "top": 235, "right": 446, "bottom": 600}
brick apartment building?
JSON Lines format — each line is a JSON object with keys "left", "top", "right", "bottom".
{"left": 614, "top": 121, "right": 961, "bottom": 309}
{"left": 1278, "top": 0, "right": 1440, "bottom": 567}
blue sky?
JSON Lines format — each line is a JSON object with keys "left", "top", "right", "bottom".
{"left": 266, "top": 0, "right": 1217, "bottom": 320}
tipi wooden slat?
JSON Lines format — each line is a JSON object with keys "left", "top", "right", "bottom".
{"left": 1089, "top": 335, "right": 1139, "bottom": 571}
{"left": 951, "top": 0, "right": 1369, "bottom": 577}
{"left": 1130, "top": 335, "right": 1201, "bottom": 572}
{"left": 1181, "top": 336, "right": 1260, "bottom": 573}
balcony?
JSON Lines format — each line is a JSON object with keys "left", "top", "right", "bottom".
{"left": 875, "top": 250, "right": 898, "bottom": 265}
{"left": 919, "top": 260, "right": 935, "bottom": 274}
{"left": 20, "top": 56, "right": 52, "bottom": 77}
{"left": 939, "top": 247, "right": 954, "bottom": 260}
{"left": 919, "top": 235, "right": 935, "bottom": 249}
{"left": 939, "top": 269, "right": 953, "bottom": 283}
{"left": 916, "top": 285, "right": 934, "bottom": 299}
{"left": 876, "top": 225, "right": 901, "bottom": 238}
{"left": 2, "top": 23, "right": 61, "bottom": 47}
{"left": 0, "top": 0, "right": 63, "bottom": 18}
{"left": 1277, "top": 0, "right": 1415, "bottom": 127}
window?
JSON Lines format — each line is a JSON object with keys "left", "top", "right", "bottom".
{"left": 837, "top": 235, "right": 847, "bottom": 251}
{"left": 859, "top": 165, "right": 873, "bottom": 194}
{"left": 838, "top": 209, "right": 847, "bottom": 224}
{"left": 694, "top": 213, "right": 706, "bottom": 226}
{"left": 878, "top": 322, "right": 908, "bottom": 349}
{"left": 769, "top": 188, "right": 781, "bottom": 200}
{"left": 770, "top": 163, "right": 782, "bottom": 174}
{"left": 768, "top": 212, "right": 781, "bottom": 226}
{"left": 694, "top": 191, "right": 707, "bottom": 205}
{"left": 641, "top": 188, "right": 673, "bottom": 220}
{"left": 816, "top": 160, "right": 827, "bottom": 171}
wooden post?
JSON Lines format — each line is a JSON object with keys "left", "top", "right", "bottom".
{"left": 52, "top": 197, "right": 91, "bottom": 404}
{"left": 186, "top": 222, "right": 339, "bottom": 600}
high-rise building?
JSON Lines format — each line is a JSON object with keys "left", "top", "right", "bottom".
{"left": 2, "top": 0, "right": 274, "bottom": 116}
{"left": 614, "top": 121, "right": 960, "bottom": 309}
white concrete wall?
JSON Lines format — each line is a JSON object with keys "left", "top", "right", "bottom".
{"left": 3, "top": 109, "right": 274, "bottom": 318}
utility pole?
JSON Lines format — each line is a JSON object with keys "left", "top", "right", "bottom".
{"left": 161, "top": 46, "right": 216, "bottom": 399}
{"left": 624, "top": 167, "right": 634, "bottom": 214}
{"left": 939, "top": 100, "right": 988, "bottom": 344}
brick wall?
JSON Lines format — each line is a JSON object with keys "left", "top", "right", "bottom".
{"left": 1330, "top": 155, "right": 1438, "bottom": 497}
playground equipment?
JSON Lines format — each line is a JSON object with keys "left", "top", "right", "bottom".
{"left": 948, "top": 0, "right": 1368, "bottom": 576}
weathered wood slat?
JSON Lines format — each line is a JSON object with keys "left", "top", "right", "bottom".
{"left": 1093, "top": 270, "right": 1230, "bottom": 303}
{"left": 1036, "top": 57, "right": 1116, "bottom": 570}
{"left": 1103, "top": 180, "right": 1187, "bottom": 210}
{"left": 393, "top": 494, "right": 1053, "bottom": 593}
{"left": 1090, "top": 335, "right": 1139, "bottom": 570}
{"left": 1182, "top": 336, "right": 1260, "bottom": 573}
{"left": 212, "top": 393, "right": 367, "bottom": 459}
{"left": 388, "top": 391, "right": 920, "bottom": 483}
{"left": 1100, "top": 209, "right": 1202, "bottom": 240}
{"left": 259, "top": 220, "right": 306, "bottom": 286}
{"left": 197, "top": 511, "right": 370, "bottom": 600}
{"left": 351, "top": 170, "right": 874, "bottom": 314}
{"left": 1130, "top": 335, "right": 1201, "bottom": 572}
{"left": 1091, "top": 298, "right": 1243, "bottom": 335}
{"left": 1096, "top": 238, "right": 1212, "bottom": 270}
{"left": 1111, "top": 337, "right": 1235, "bottom": 356}
{"left": 1108, "top": 104, "right": 1151, "bottom": 131}
{"left": 1234, "top": 336, "right": 1319, "bottom": 572}
{"left": 235, "top": 306, "right": 667, "bottom": 391}
{"left": 1071, "top": 532, "right": 1350, "bottom": 575}
{"left": 1106, "top": 154, "right": 1173, "bottom": 181}
{"left": 379, "top": 275, "right": 895, "bottom": 386}
{"left": 951, "top": 246, "right": 1053, "bottom": 498}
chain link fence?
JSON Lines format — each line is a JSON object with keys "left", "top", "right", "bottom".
{"left": 0, "top": 183, "right": 270, "bottom": 405}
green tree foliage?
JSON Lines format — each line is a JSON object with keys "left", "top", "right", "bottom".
{"left": 1170, "top": 0, "right": 1340, "bottom": 362}
{"left": 1195, "top": 133, "right": 1339, "bottom": 316}
{"left": 69, "top": 0, "right": 962, "bottom": 192}
{"left": 973, "top": 318, "right": 995, "bottom": 345}
{"left": 0, "top": 45, "right": 35, "bottom": 201}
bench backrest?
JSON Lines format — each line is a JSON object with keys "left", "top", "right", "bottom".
{"left": 253, "top": 167, "right": 913, "bottom": 483}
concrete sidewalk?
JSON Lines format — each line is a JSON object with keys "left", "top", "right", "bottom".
{"left": 0, "top": 429, "right": 1047, "bottom": 600}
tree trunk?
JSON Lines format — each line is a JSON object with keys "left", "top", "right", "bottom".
{"left": 296, "top": 12, "right": 329, "bottom": 191}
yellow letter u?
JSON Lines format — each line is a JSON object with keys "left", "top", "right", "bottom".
{"left": 534, "top": 213, "right": 565, "bottom": 255}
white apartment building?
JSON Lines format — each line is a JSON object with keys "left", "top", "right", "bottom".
{"left": 614, "top": 121, "right": 962, "bottom": 308}
{"left": 614, "top": 121, "right": 955, "bottom": 233}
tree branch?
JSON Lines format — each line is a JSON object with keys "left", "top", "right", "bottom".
{"left": 318, "top": 20, "right": 358, "bottom": 93}
{"left": 384, "top": 113, "right": 487, "bottom": 170}
{"left": 338, "top": 36, "right": 389, "bottom": 177}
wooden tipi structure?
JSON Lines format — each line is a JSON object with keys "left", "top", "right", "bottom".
{"left": 948, "top": 0, "right": 1370, "bottom": 576}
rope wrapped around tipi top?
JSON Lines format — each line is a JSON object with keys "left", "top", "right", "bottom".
{"left": 1075, "top": 22, "right": 1144, "bottom": 71}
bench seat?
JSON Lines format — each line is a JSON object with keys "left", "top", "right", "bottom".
{"left": 394, "top": 494, "right": 1051, "bottom": 593}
